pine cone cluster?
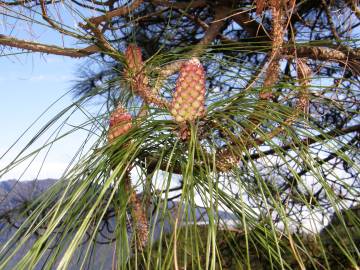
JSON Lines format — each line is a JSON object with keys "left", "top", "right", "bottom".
{"left": 108, "top": 105, "right": 132, "bottom": 142}
{"left": 170, "top": 58, "right": 206, "bottom": 123}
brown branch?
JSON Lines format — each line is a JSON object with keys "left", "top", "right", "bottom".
{"left": 150, "top": 0, "right": 207, "bottom": 9}
{"left": 294, "top": 46, "right": 351, "bottom": 62}
{"left": 81, "top": 0, "right": 143, "bottom": 28}
{"left": 90, "top": 27, "right": 118, "bottom": 56}
{"left": 179, "top": 9, "right": 233, "bottom": 43}
{"left": 130, "top": 7, "right": 170, "bottom": 23}
{"left": 40, "top": 0, "right": 83, "bottom": 39}
{"left": 232, "top": 10, "right": 270, "bottom": 41}
{"left": 0, "top": 34, "right": 99, "bottom": 57}
{"left": 194, "top": 6, "right": 228, "bottom": 49}
{"left": 290, "top": 46, "right": 360, "bottom": 75}
{"left": 78, "top": 17, "right": 120, "bottom": 60}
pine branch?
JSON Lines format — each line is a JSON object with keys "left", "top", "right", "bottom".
{"left": 0, "top": 34, "right": 99, "bottom": 57}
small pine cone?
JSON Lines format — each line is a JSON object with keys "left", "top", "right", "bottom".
{"left": 125, "top": 44, "right": 143, "bottom": 79}
{"left": 296, "top": 59, "right": 311, "bottom": 113}
{"left": 124, "top": 44, "right": 146, "bottom": 93}
{"left": 297, "top": 58, "right": 311, "bottom": 86}
{"left": 125, "top": 175, "right": 149, "bottom": 250}
{"left": 216, "top": 148, "right": 240, "bottom": 172}
{"left": 108, "top": 105, "right": 132, "bottom": 142}
{"left": 131, "top": 194, "right": 149, "bottom": 250}
{"left": 170, "top": 58, "right": 206, "bottom": 123}
{"left": 124, "top": 44, "right": 167, "bottom": 108}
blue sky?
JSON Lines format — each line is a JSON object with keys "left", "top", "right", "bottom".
{"left": 0, "top": 53, "right": 87, "bottom": 180}
{"left": 0, "top": 6, "right": 110, "bottom": 180}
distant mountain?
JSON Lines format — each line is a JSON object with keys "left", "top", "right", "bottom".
{"left": 0, "top": 179, "right": 56, "bottom": 214}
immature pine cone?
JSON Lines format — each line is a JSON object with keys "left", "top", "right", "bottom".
{"left": 216, "top": 148, "right": 240, "bottom": 172}
{"left": 124, "top": 44, "right": 148, "bottom": 92}
{"left": 124, "top": 44, "right": 167, "bottom": 107}
{"left": 125, "top": 44, "right": 143, "bottom": 79}
{"left": 170, "top": 58, "right": 206, "bottom": 123}
{"left": 108, "top": 106, "right": 132, "bottom": 142}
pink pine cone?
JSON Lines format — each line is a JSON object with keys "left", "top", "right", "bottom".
{"left": 125, "top": 44, "right": 143, "bottom": 78}
{"left": 170, "top": 58, "right": 206, "bottom": 123}
{"left": 108, "top": 106, "right": 132, "bottom": 142}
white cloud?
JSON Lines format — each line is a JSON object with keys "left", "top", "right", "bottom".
{"left": 11, "top": 74, "right": 73, "bottom": 82}
{"left": 26, "top": 75, "right": 46, "bottom": 81}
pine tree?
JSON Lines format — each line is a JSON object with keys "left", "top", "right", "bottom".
{"left": 0, "top": 1, "right": 359, "bottom": 269}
